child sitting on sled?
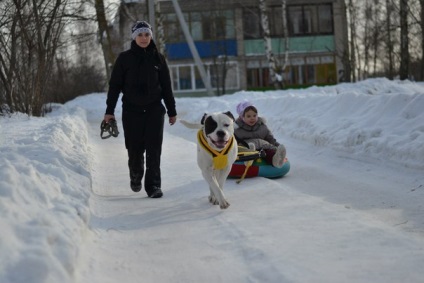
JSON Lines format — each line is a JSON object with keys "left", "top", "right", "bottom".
{"left": 235, "top": 101, "right": 287, "bottom": 168}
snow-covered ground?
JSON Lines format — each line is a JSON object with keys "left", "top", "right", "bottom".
{"left": 1, "top": 78, "right": 423, "bottom": 283}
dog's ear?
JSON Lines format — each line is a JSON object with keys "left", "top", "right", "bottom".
{"left": 223, "top": 111, "right": 235, "bottom": 122}
{"left": 200, "top": 113, "right": 208, "bottom": 125}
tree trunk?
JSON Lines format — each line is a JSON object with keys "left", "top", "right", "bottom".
{"left": 9, "top": 0, "right": 64, "bottom": 116}
{"left": 399, "top": 0, "right": 409, "bottom": 80}
{"left": 95, "top": 0, "right": 116, "bottom": 80}
{"left": 348, "top": 0, "right": 357, "bottom": 82}
{"left": 363, "top": 0, "right": 371, "bottom": 79}
{"left": 372, "top": 0, "right": 380, "bottom": 76}
{"left": 385, "top": 0, "right": 394, "bottom": 79}
{"left": 280, "top": 0, "right": 289, "bottom": 87}
{"left": 420, "top": 0, "right": 424, "bottom": 80}
{"left": 155, "top": 1, "right": 166, "bottom": 55}
{"left": 259, "top": 0, "right": 281, "bottom": 89}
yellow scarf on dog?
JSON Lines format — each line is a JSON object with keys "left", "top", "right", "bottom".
{"left": 197, "top": 129, "right": 234, "bottom": 170}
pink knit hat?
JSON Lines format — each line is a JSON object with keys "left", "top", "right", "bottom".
{"left": 236, "top": 101, "right": 253, "bottom": 117}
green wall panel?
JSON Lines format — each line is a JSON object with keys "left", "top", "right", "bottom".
{"left": 244, "top": 35, "right": 335, "bottom": 55}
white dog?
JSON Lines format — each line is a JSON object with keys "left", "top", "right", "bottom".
{"left": 180, "top": 112, "right": 238, "bottom": 209}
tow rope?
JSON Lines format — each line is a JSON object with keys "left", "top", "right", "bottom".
{"left": 235, "top": 146, "right": 264, "bottom": 184}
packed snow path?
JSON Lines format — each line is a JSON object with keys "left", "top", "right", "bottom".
{"left": 76, "top": 99, "right": 424, "bottom": 283}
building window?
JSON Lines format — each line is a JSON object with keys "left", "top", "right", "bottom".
{"left": 244, "top": 3, "right": 332, "bottom": 39}
{"left": 288, "top": 4, "right": 333, "bottom": 36}
{"left": 163, "top": 13, "right": 185, "bottom": 42}
{"left": 318, "top": 5, "right": 333, "bottom": 33}
{"left": 285, "top": 61, "right": 336, "bottom": 86}
{"left": 269, "top": 6, "right": 284, "bottom": 37}
{"left": 201, "top": 11, "right": 234, "bottom": 40}
{"left": 210, "top": 61, "right": 239, "bottom": 89}
{"left": 179, "top": 66, "right": 192, "bottom": 90}
{"left": 194, "top": 67, "right": 204, "bottom": 89}
{"left": 306, "top": 65, "right": 315, "bottom": 84}
{"left": 316, "top": 63, "right": 336, "bottom": 84}
{"left": 243, "top": 8, "right": 261, "bottom": 39}
{"left": 191, "top": 12, "right": 203, "bottom": 40}
{"left": 247, "top": 58, "right": 336, "bottom": 88}
{"left": 224, "top": 10, "right": 236, "bottom": 39}
{"left": 247, "top": 68, "right": 271, "bottom": 88}
{"left": 170, "top": 62, "right": 239, "bottom": 92}
{"left": 164, "top": 10, "right": 234, "bottom": 43}
{"left": 288, "top": 6, "right": 304, "bottom": 35}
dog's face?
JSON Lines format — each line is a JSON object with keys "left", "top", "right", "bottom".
{"left": 201, "top": 111, "right": 235, "bottom": 150}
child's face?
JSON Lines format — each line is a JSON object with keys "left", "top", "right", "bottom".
{"left": 243, "top": 109, "right": 258, "bottom": 126}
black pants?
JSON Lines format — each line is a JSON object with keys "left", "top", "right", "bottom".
{"left": 122, "top": 103, "right": 165, "bottom": 193}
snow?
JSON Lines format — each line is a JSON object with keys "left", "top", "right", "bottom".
{"left": 1, "top": 78, "right": 424, "bottom": 283}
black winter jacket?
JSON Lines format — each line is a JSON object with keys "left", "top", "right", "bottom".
{"left": 105, "top": 40, "right": 176, "bottom": 117}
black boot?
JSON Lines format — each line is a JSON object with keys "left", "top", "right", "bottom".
{"left": 130, "top": 171, "right": 143, "bottom": 192}
{"left": 130, "top": 181, "right": 142, "bottom": 192}
{"left": 147, "top": 186, "right": 163, "bottom": 198}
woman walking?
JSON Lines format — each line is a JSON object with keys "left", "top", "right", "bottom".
{"left": 103, "top": 21, "right": 177, "bottom": 198}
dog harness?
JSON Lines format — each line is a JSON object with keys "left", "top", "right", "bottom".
{"left": 197, "top": 130, "right": 234, "bottom": 170}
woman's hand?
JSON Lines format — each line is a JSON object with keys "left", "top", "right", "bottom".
{"left": 169, "top": 116, "right": 177, "bottom": 125}
{"left": 104, "top": 114, "right": 115, "bottom": 123}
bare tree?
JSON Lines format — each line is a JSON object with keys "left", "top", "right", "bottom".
{"left": 0, "top": 0, "right": 66, "bottom": 116}
{"left": 419, "top": 0, "right": 424, "bottom": 79}
{"left": 343, "top": 0, "right": 424, "bottom": 81}
{"left": 370, "top": 0, "right": 382, "bottom": 75}
{"left": 155, "top": 0, "right": 166, "bottom": 55}
{"left": 363, "top": 0, "right": 371, "bottom": 78}
{"left": 95, "top": 0, "right": 116, "bottom": 79}
{"left": 259, "top": 0, "right": 282, "bottom": 89}
{"left": 385, "top": 0, "right": 395, "bottom": 79}
{"left": 0, "top": 0, "right": 109, "bottom": 116}
{"left": 347, "top": 0, "right": 358, "bottom": 82}
{"left": 400, "top": 0, "right": 410, "bottom": 79}
{"left": 361, "top": 0, "right": 384, "bottom": 77}
{"left": 210, "top": 5, "right": 236, "bottom": 95}
{"left": 279, "top": 0, "right": 289, "bottom": 83}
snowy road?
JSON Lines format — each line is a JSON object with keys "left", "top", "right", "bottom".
{"left": 2, "top": 79, "right": 424, "bottom": 283}
{"left": 76, "top": 104, "right": 424, "bottom": 283}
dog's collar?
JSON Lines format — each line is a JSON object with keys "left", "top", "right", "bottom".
{"left": 197, "top": 129, "right": 234, "bottom": 170}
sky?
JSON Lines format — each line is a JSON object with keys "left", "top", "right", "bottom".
{"left": 0, "top": 78, "right": 424, "bottom": 283}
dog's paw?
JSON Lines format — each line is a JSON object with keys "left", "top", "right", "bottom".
{"left": 219, "top": 200, "right": 230, "bottom": 209}
{"left": 208, "top": 195, "right": 219, "bottom": 205}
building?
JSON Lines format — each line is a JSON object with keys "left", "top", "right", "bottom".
{"left": 112, "top": 0, "right": 349, "bottom": 96}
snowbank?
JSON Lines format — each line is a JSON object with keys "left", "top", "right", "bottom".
{"left": 0, "top": 106, "right": 91, "bottom": 282}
